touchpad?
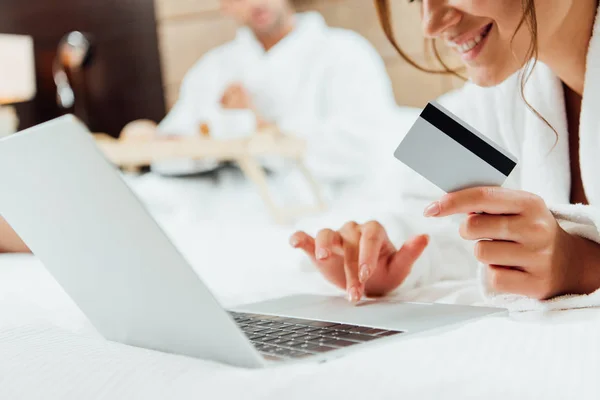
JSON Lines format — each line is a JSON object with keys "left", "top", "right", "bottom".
{"left": 234, "top": 294, "right": 493, "bottom": 332}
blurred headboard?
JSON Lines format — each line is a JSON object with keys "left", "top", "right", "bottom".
{"left": 154, "top": 0, "right": 464, "bottom": 110}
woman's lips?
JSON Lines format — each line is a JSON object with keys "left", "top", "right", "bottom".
{"left": 446, "top": 23, "right": 494, "bottom": 61}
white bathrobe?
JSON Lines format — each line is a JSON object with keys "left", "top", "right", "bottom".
{"left": 153, "top": 12, "right": 397, "bottom": 182}
{"left": 368, "top": 11, "right": 600, "bottom": 312}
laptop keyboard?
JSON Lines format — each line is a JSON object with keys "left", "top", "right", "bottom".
{"left": 229, "top": 312, "right": 404, "bottom": 362}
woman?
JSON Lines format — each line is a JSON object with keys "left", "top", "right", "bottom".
{"left": 0, "top": 217, "right": 29, "bottom": 253}
{"left": 291, "top": 0, "right": 600, "bottom": 309}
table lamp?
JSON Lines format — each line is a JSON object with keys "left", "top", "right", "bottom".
{"left": 0, "top": 34, "right": 36, "bottom": 137}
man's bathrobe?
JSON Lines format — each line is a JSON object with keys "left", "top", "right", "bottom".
{"left": 153, "top": 12, "right": 397, "bottom": 182}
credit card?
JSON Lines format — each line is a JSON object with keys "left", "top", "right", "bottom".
{"left": 394, "top": 101, "right": 518, "bottom": 193}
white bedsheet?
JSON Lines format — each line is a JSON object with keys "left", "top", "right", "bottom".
{"left": 2, "top": 108, "right": 600, "bottom": 398}
{"left": 1, "top": 252, "right": 600, "bottom": 400}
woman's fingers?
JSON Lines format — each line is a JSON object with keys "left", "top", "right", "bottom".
{"left": 292, "top": 226, "right": 427, "bottom": 301}
{"left": 289, "top": 231, "right": 316, "bottom": 263}
{"left": 486, "top": 265, "right": 530, "bottom": 296}
{"left": 474, "top": 240, "right": 535, "bottom": 268}
{"left": 357, "top": 221, "right": 387, "bottom": 284}
{"left": 460, "top": 214, "right": 527, "bottom": 242}
{"left": 389, "top": 235, "right": 429, "bottom": 269}
{"left": 315, "top": 229, "right": 343, "bottom": 260}
{"left": 375, "top": 234, "right": 429, "bottom": 295}
{"left": 339, "top": 223, "right": 363, "bottom": 303}
{"left": 314, "top": 229, "right": 346, "bottom": 287}
{"left": 425, "top": 187, "right": 545, "bottom": 217}
{"left": 290, "top": 230, "right": 346, "bottom": 290}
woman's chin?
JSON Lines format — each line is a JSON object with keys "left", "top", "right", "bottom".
{"left": 466, "top": 66, "right": 514, "bottom": 88}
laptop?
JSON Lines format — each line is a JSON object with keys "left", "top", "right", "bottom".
{"left": 0, "top": 116, "right": 504, "bottom": 368}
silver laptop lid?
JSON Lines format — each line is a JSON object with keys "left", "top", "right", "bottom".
{"left": 0, "top": 116, "right": 263, "bottom": 368}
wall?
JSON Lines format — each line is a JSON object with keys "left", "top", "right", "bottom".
{"left": 154, "top": 0, "right": 464, "bottom": 110}
{"left": 0, "top": 0, "right": 166, "bottom": 137}
{"left": 155, "top": 0, "right": 237, "bottom": 110}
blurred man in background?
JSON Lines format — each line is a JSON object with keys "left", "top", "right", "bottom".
{"left": 153, "top": 0, "right": 397, "bottom": 183}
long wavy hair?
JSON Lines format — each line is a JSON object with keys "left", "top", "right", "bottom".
{"left": 374, "top": 0, "right": 554, "bottom": 135}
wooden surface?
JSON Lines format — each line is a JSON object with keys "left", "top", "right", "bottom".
{"left": 94, "top": 133, "right": 307, "bottom": 166}
{"left": 94, "top": 131, "right": 326, "bottom": 224}
{"left": 158, "top": 15, "right": 237, "bottom": 108}
{"left": 154, "top": 0, "right": 464, "bottom": 110}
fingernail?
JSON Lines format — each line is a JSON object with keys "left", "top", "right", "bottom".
{"left": 289, "top": 237, "right": 299, "bottom": 247}
{"left": 424, "top": 202, "right": 440, "bottom": 217}
{"left": 347, "top": 287, "right": 361, "bottom": 303}
{"left": 359, "top": 264, "right": 370, "bottom": 283}
{"left": 316, "top": 248, "right": 329, "bottom": 260}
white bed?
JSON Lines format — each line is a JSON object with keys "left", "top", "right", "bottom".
{"left": 1, "top": 108, "right": 600, "bottom": 399}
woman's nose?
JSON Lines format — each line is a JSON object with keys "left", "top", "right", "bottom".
{"left": 421, "top": 0, "right": 462, "bottom": 38}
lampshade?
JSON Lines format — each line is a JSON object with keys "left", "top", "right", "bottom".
{"left": 0, "top": 34, "right": 36, "bottom": 105}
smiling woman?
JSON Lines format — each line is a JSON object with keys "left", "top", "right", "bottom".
{"left": 376, "top": 0, "right": 558, "bottom": 134}
{"left": 292, "top": 0, "right": 600, "bottom": 311}
{"left": 377, "top": 0, "right": 538, "bottom": 83}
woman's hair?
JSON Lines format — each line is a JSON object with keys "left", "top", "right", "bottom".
{"left": 374, "top": 0, "right": 555, "bottom": 136}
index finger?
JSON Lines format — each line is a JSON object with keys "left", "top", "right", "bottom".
{"left": 357, "top": 221, "right": 386, "bottom": 283}
{"left": 425, "top": 187, "right": 543, "bottom": 217}
{"left": 339, "top": 227, "right": 362, "bottom": 303}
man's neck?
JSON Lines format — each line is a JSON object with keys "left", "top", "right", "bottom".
{"left": 255, "top": 16, "right": 296, "bottom": 51}
{"left": 539, "top": 1, "right": 598, "bottom": 95}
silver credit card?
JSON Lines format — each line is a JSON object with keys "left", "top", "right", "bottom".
{"left": 394, "top": 101, "right": 518, "bottom": 193}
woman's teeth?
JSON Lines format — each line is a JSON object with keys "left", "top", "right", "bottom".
{"left": 458, "top": 35, "right": 482, "bottom": 53}
{"left": 448, "top": 31, "right": 487, "bottom": 54}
